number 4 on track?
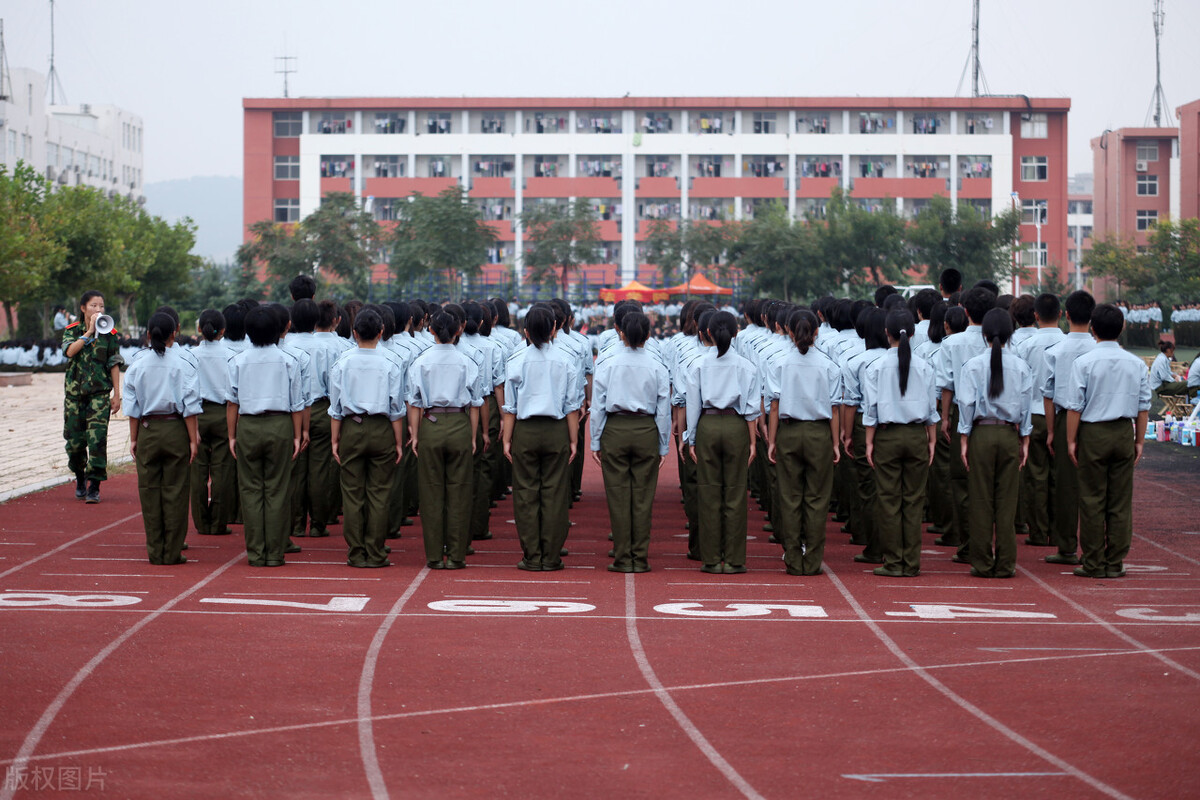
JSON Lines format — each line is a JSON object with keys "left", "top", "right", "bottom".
{"left": 886, "top": 605, "right": 1056, "bottom": 620}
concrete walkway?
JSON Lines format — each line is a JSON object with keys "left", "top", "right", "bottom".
{"left": 0, "top": 373, "right": 133, "bottom": 503}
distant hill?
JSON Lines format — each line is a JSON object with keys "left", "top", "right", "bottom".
{"left": 144, "top": 176, "right": 242, "bottom": 264}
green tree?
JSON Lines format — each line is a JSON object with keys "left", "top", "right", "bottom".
{"left": 520, "top": 198, "right": 601, "bottom": 297}
{"left": 1082, "top": 234, "right": 1154, "bottom": 300}
{"left": 1144, "top": 217, "right": 1200, "bottom": 304}
{"left": 908, "top": 195, "right": 1021, "bottom": 286}
{"left": 236, "top": 219, "right": 312, "bottom": 301}
{"left": 643, "top": 219, "right": 734, "bottom": 290}
{"left": 819, "top": 187, "right": 910, "bottom": 289}
{"left": 390, "top": 186, "right": 497, "bottom": 301}
{"left": 300, "top": 192, "right": 381, "bottom": 301}
{"left": 728, "top": 202, "right": 830, "bottom": 301}
{"left": 0, "top": 163, "right": 65, "bottom": 332}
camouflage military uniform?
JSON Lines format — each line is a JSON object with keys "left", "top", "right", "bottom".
{"left": 62, "top": 323, "right": 125, "bottom": 482}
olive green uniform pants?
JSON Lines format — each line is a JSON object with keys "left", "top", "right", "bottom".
{"left": 469, "top": 395, "right": 501, "bottom": 539}
{"left": 511, "top": 416, "right": 571, "bottom": 569}
{"left": 927, "top": 416, "right": 953, "bottom": 531}
{"left": 416, "top": 412, "right": 473, "bottom": 564}
{"left": 694, "top": 414, "right": 750, "bottom": 568}
{"left": 190, "top": 401, "right": 233, "bottom": 535}
{"left": 851, "top": 412, "right": 881, "bottom": 561}
{"left": 339, "top": 414, "right": 396, "bottom": 567}
{"left": 236, "top": 414, "right": 295, "bottom": 565}
{"left": 293, "top": 397, "right": 335, "bottom": 536}
{"left": 873, "top": 423, "right": 930, "bottom": 576}
{"left": 64, "top": 392, "right": 111, "bottom": 482}
{"left": 966, "top": 424, "right": 1020, "bottom": 577}
{"left": 600, "top": 415, "right": 661, "bottom": 570}
{"left": 1076, "top": 419, "right": 1136, "bottom": 577}
{"left": 1052, "top": 411, "right": 1081, "bottom": 558}
{"left": 135, "top": 417, "right": 191, "bottom": 565}
{"left": 947, "top": 404, "right": 970, "bottom": 557}
{"left": 1022, "top": 414, "right": 1054, "bottom": 544}
{"left": 775, "top": 419, "right": 834, "bottom": 575}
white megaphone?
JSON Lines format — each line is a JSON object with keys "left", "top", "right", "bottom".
{"left": 94, "top": 314, "right": 114, "bottom": 335}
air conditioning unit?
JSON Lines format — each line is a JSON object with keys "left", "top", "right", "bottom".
{"left": 46, "top": 166, "right": 56, "bottom": 180}
{"left": 1135, "top": 160, "right": 1148, "bottom": 172}
{"left": 57, "top": 171, "right": 68, "bottom": 185}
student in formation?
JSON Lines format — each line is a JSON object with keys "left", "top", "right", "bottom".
{"left": 461, "top": 301, "right": 506, "bottom": 544}
{"left": 670, "top": 303, "right": 715, "bottom": 560}
{"left": 1148, "top": 340, "right": 1188, "bottom": 398}
{"left": 329, "top": 308, "right": 406, "bottom": 569}
{"left": 501, "top": 306, "right": 583, "bottom": 571}
{"left": 227, "top": 305, "right": 305, "bottom": 567}
{"left": 684, "top": 311, "right": 761, "bottom": 574}
{"left": 1063, "top": 304, "right": 1151, "bottom": 579}
{"left": 914, "top": 301, "right": 950, "bottom": 535}
{"left": 935, "top": 287, "right": 997, "bottom": 564}
{"left": 591, "top": 311, "right": 671, "bottom": 574}
{"left": 956, "top": 308, "right": 1033, "bottom": 579}
{"left": 862, "top": 308, "right": 939, "bottom": 578}
{"left": 123, "top": 312, "right": 202, "bottom": 565}
{"left": 764, "top": 308, "right": 841, "bottom": 576}
{"left": 191, "top": 309, "right": 234, "bottom": 537}
{"left": 406, "top": 310, "right": 482, "bottom": 570}
{"left": 1015, "top": 293, "right": 1066, "bottom": 547}
{"left": 61, "top": 290, "right": 125, "bottom": 503}
{"left": 840, "top": 307, "right": 889, "bottom": 564}
{"left": 1041, "top": 290, "right": 1097, "bottom": 567}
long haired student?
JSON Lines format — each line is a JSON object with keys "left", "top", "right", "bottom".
{"left": 406, "top": 310, "right": 482, "bottom": 570}
{"left": 191, "top": 308, "right": 234, "bottom": 537}
{"left": 840, "top": 307, "right": 889, "bottom": 563}
{"left": 329, "top": 308, "right": 406, "bottom": 569}
{"left": 124, "top": 312, "right": 202, "bottom": 565}
{"left": 955, "top": 308, "right": 1033, "bottom": 579}
{"left": 502, "top": 306, "right": 582, "bottom": 572}
{"left": 684, "top": 311, "right": 761, "bottom": 574}
{"left": 862, "top": 308, "right": 940, "bottom": 578}
{"left": 764, "top": 309, "right": 842, "bottom": 576}
{"left": 591, "top": 311, "right": 671, "bottom": 573}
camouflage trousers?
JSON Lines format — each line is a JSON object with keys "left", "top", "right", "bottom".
{"left": 64, "top": 392, "right": 112, "bottom": 482}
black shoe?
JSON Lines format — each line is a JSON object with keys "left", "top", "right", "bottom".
{"left": 785, "top": 566, "right": 804, "bottom": 576}
{"left": 74, "top": 474, "right": 86, "bottom": 499}
{"left": 363, "top": 561, "right": 392, "bottom": 568}
{"left": 399, "top": 517, "right": 415, "bottom": 527}
{"left": 560, "top": 548, "right": 569, "bottom": 557}
{"left": 385, "top": 530, "right": 401, "bottom": 540}
{"left": 927, "top": 524, "right": 946, "bottom": 535}
{"left": 1073, "top": 566, "right": 1104, "bottom": 578}
{"left": 265, "top": 560, "right": 285, "bottom": 567}
{"left": 768, "top": 534, "right": 780, "bottom": 544}
{"left": 840, "top": 524, "right": 853, "bottom": 533}
{"left": 542, "top": 561, "right": 565, "bottom": 572}
{"left": 444, "top": 560, "right": 467, "bottom": 570}
{"left": 901, "top": 570, "right": 919, "bottom": 578}
{"left": 489, "top": 501, "right": 498, "bottom": 508}
{"left": 686, "top": 552, "right": 702, "bottom": 562}
{"left": 516, "top": 559, "right": 542, "bottom": 571}
{"left": 1105, "top": 568, "right": 1127, "bottom": 579}
{"left": 573, "top": 492, "right": 582, "bottom": 502}
{"left": 181, "top": 542, "right": 189, "bottom": 550}
{"left": 85, "top": 480, "right": 100, "bottom": 504}
{"left": 426, "top": 560, "right": 445, "bottom": 570}
{"left": 465, "top": 545, "right": 476, "bottom": 556}
{"left": 347, "top": 560, "right": 368, "bottom": 568}
{"left": 762, "top": 522, "right": 774, "bottom": 532}
{"left": 722, "top": 564, "right": 747, "bottom": 574}
{"left": 969, "top": 567, "right": 992, "bottom": 578}
{"left": 248, "top": 560, "right": 267, "bottom": 567}
{"left": 384, "top": 546, "right": 392, "bottom": 554}
{"left": 632, "top": 563, "right": 651, "bottom": 573}
{"left": 1023, "top": 537, "right": 1054, "bottom": 547}
{"left": 1046, "top": 553, "right": 1081, "bottom": 565}
{"left": 607, "top": 549, "right": 616, "bottom": 558}
{"left": 873, "top": 566, "right": 904, "bottom": 578}
{"left": 950, "top": 554, "right": 971, "bottom": 565}
{"left": 853, "top": 554, "right": 883, "bottom": 564}
{"left": 933, "top": 535, "right": 958, "bottom": 547}
{"left": 700, "top": 564, "right": 722, "bottom": 574}
{"left": 607, "top": 564, "right": 633, "bottom": 573}
{"left": 473, "top": 531, "right": 494, "bottom": 540}
{"left": 608, "top": 533, "right": 614, "bottom": 541}
{"left": 285, "top": 542, "right": 302, "bottom": 554}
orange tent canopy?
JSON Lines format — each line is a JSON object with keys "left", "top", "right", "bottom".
{"left": 666, "top": 273, "right": 733, "bottom": 296}
{"left": 598, "top": 280, "right": 670, "bottom": 303}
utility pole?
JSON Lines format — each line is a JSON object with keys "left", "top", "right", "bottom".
{"left": 46, "top": 0, "right": 67, "bottom": 105}
{"left": 1148, "top": 0, "right": 1169, "bottom": 126}
{"left": 971, "top": 0, "right": 982, "bottom": 97}
{"left": 275, "top": 54, "right": 297, "bottom": 99}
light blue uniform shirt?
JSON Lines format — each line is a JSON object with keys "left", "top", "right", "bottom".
{"left": 841, "top": 348, "right": 886, "bottom": 407}
{"left": 1010, "top": 326, "right": 1036, "bottom": 348}
{"left": 123, "top": 346, "right": 203, "bottom": 419}
{"left": 1042, "top": 331, "right": 1096, "bottom": 409}
{"left": 194, "top": 339, "right": 232, "bottom": 404}
{"left": 224, "top": 338, "right": 249, "bottom": 356}
{"left": 329, "top": 347, "right": 406, "bottom": 421}
{"left": 1063, "top": 342, "right": 1152, "bottom": 422}
{"left": 455, "top": 338, "right": 492, "bottom": 399}
{"left": 1148, "top": 352, "right": 1177, "bottom": 391}
{"left": 684, "top": 348, "right": 761, "bottom": 445}
{"left": 503, "top": 343, "right": 582, "bottom": 420}
{"left": 227, "top": 344, "right": 305, "bottom": 415}
{"left": 763, "top": 346, "right": 842, "bottom": 421}
{"left": 591, "top": 345, "right": 671, "bottom": 455}
{"left": 287, "top": 331, "right": 344, "bottom": 401}
{"left": 1015, "top": 326, "right": 1065, "bottom": 416}
{"left": 462, "top": 333, "right": 505, "bottom": 391}
{"left": 814, "top": 323, "right": 835, "bottom": 357}
{"left": 955, "top": 349, "right": 1034, "bottom": 436}
{"left": 935, "top": 326, "right": 989, "bottom": 393}
{"left": 911, "top": 319, "right": 931, "bottom": 350}
{"left": 912, "top": 339, "right": 941, "bottom": 365}
{"left": 405, "top": 343, "right": 482, "bottom": 409}
{"left": 862, "top": 349, "right": 940, "bottom": 428}
{"left": 280, "top": 336, "right": 313, "bottom": 407}
{"left": 672, "top": 342, "right": 708, "bottom": 407}
{"left": 1189, "top": 359, "right": 1200, "bottom": 390}
{"left": 565, "top": 329, "right": 595, "bottom": 376}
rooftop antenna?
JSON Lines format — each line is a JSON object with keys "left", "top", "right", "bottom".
{"left": 955, "top": 0, "right": 990, "bottom": 97}
{"left": 46, "top": 0, "right": 67, "bottom": 105}
{"left": 275, "top": 51, "right": 297, "bottom": 99}
{"left": 0, "top": 20, "right": 11, "bottom": 101}
{"left": 1145, "top": 0, "right": 1170, "bottom": 126}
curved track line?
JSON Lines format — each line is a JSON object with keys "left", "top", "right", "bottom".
{"left": 357, "top": 566, "right": 430, "bottom": 800}
{"left": 8, "top": 644, "right": 1200, "bottom": 769}
{"left": 1017, "top": 566, "right": 1200, "bottom": 681}
{"left": 0, "top": 512, "right": 141, "bottom": 581}
{"left": 0, "top": 550, "right": 244, "bottom": 800}
{"left": 823, "top": 565, "right": 1133, "bottom": 800}
{"left": 623, "top": 573, "right": 765, "bottom": 800}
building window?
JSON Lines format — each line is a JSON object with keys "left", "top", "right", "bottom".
{"left": 1068, "top": 199, "right": 1093, "bottom": 215}
{"left": 1021, "top": 199, "right": 1048, "bottom": 225}
{"left": 372, "top": 198, "right": 400, "bottom": 222}
{"left": 480, "top": 112, "right": 505, "bottom": 134}
{"left": 752, "top": 112, "right": 776, "bottom": 134}
{"left": 641, "top": 112, "right": 673, "bottom": 133}
{"left": 472, "top": 156, "right": 514, "bottom": 178}
{"left": 274, "top": 112, "right": 302, "bottom": 137}
{"left": 426, "top": 156, "right": 451, "bottom": 178}
{"left": 1137, "top": 174, "right": 1158, "bottom": 196}
{"left": 743, "top": 156, "right": 784, "bottom": 178}
{"left": 796, "top": 114, "right": 833, "bottom": 134}
{"left": 274, "top": 198, "right": 300, "bottom": 223}
{"left": 527, "top": 112, "right": 568, "bottom": 133}
{"left": 312, "top": 112, "right": 353, "bottom": 134}
{"left": 1136, "top": 210, "right": 1158, "bottom": 231}
{"left": 910, "top": 114, "right": 943, "bottom": 134}
{"left": 577, "top": 112, "right": 621, "bottom": 134}
{"left": 274, "top": 155, "right": 300, "bottom": 180}
{"left": 1020, "top": 113, "right": 1048, "bottom": 139}
{"left": 371, "top": 112, "right": 406, "bottom": 134}
{"left": 426, "top": 113, "right": 452, "bottom": 134}
{"left": 1136, "top": 142, "right": 1159, "bottom": 162}
{"left": 1067, "top": 225, "right": 1094, "bottom": 240}
{"left": 320, "top": 156, "right": 353, "bottom": 178}
{"left": 858, "top": 112, "right": 894, "bottom": 134}
{"left": 46, "top": 143, "right": 59, "bottom": 168}
{"left": 644, "top": 155, "right": 673, "bottom": 177}
{"left": 1021, "top": 156, "right": 1048, "bottom": 182}
{"left": 577, "top": 156, "right": 621, "bottom": 178}
{"left": 369, "top": 156, "right": 404, "bottom": 178}
{"left": 1023, "top": 243, "right": 1048, "bottom": 267}
{"left": 690, "top": 112, "right": 731, "bottom": 134}
{"left": 532, "top": 155, "right": 559, "bottom": 178}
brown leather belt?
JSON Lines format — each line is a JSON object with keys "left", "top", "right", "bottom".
{"left": 142, "top": 413, "right": 182, "bottom": 421}
{"left": 614, "top": 410, "right": 651, "bottom": 416}
{"left": 248, "top": 410, "right": 289, "bottom": 417}
{"left": 702, "top": 408, "right": 740, "bottom": 416}
{"left": 976, "top": 418, "right": 1017, "bottom": 429}
{"left": 423, "top": 406, "right": 465, "bottom": 423}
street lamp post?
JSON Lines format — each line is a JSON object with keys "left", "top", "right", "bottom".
{"left": 1034, "top": 200, "right": 1045, "bottom": 289}
{"left": 1011, "top": 191, "right": 1021, "bottom": 294}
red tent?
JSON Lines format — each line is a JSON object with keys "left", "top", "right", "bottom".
{"left": 665, "top": 273, "right": 733, "bottom": 296}
{"left": 598, "top": 280, "right": 670, "bottom": 303}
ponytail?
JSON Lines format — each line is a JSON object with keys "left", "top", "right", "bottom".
{"left": 988, "top": 338, "right": 1005, "bottom": 399}
{"left": 198, "top": 308, "right": 225, "bottom": 342}
{"left": 708, "top": 311, "right": 738, "bottom": 357}
{"left": 787, "top": 309, "right": 819, "bottom": 356}
{"left": 523, "top": 306, "right": 554, "bottom": 349}
{"left": 620, "top": 311, "right": 650, "bottom": 349}
{"left": 897, "top": 331, "right": 912, "bottom": 396}
{"left": 146, "top": 312, "right": 174, "bottom": 356}
{"left": 885, "top": 309, "right": 916, "bottom": 397}
{"left": 981, "top": 307, "right": 1014, "bottom": 399}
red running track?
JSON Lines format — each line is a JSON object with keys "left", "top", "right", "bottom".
{"left": 1, "top": 444, "right": 1198, "bottom": 798}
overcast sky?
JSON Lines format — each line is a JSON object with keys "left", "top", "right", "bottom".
{"left": 5, "top": 0, "right": 1200, "bottom": 184}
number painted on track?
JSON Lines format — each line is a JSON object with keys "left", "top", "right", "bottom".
{"left": 886, "top": 605, "right": 1056, "bottom": 620}
{"left": 653, "top": 603, "right": 828, "bottom": 618}
{"left": 0, "top": 593, "right": 142, "bottom": 608}
{"left": 427, "top": 600, "right": 595, "bottom": 614}
{"left": 1115, "top": 608, "right": 1200, "bottom": 623}
{"left": 199, "top": 596, "right": 370, "bottom": 612}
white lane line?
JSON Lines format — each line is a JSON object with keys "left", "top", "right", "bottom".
{"left": 358, "top": 567, "right": 430, "bottom": 800}
{"left": 823, "top": 564, "right": 1133, "bottom": 800}
{"left": 878, "top": 585, "right": 1014, "bottom": 590}
{"left": 1018, "top": 566, "right": 1200, "bottom": 682}
{"left": 222, "top": 592, "right": 369, "bottom": 597}
{"left": 0, "top": 512, "right": 142, "bottom": 581}
{"left": 844, "top": 771, "right": 1068, "bottom": 783}
{"left": 245, "top": 576, "right": 382, "bottom": 581}
{"left": 4, "top": 589, "right": 151, "bottom": 594}
{"left": 443, "top": 595, "right": 590, "bottom": 600}
{"left": 41, "top": 573, "right": 176, "bottom": 578}
{"left": 622, "top": 573, "right": 765, "bottom": 800}
{"left": 0, "top": 543, "right": 35, "bottom": 546}
{"left": 0, "top": 550, "right": 245, "bottom": 800}
{"left": 667, "top": 582, "right": 800, "bottom": 587}
{"left": 7, "top": 644, "right": 1200, "bottom": 769}
{"left": 70, "top": 558, "right": 156, "bottom": 562}
{"left": 450, "top": 579, "right": 593, "bottom": 584}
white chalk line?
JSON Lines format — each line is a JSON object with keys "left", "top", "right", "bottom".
{"left": 0, "top": 512, "right": 142, "bottom": 581}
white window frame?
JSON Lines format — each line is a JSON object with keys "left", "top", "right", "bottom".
{"left": 1020, "top": 113, "right": 1048, "bottom": 139}
{"left": 274, "top": 198, "right": 300, "bottom": 223}
{"left": 1136, "top": 209, "right": 1158, "bottom": 231}
{"left": 1020, "top": 155, "right": 1048, "bottom": 182}
{"left": 1136, "top": 142, "right": 1159, "bottom": 162}
{"left": 1136, "top": 174, "right": 1158, "bottom": 196}
{"left": 274, "top": 155, "right": 300, "bottom": 181}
